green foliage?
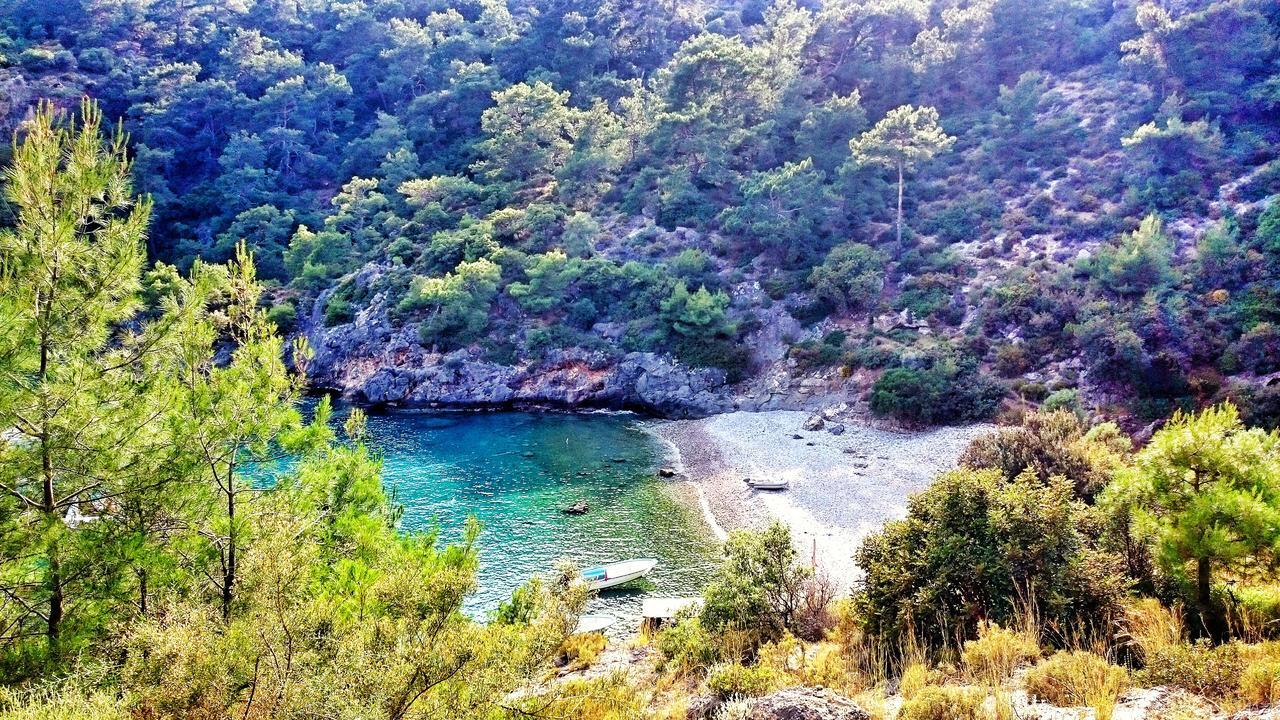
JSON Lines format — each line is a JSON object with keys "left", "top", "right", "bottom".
{"left": 0, "top": 101, "right": 153, "bottom": 660}
{"left": 856, "top": 467, "right": 1126, "bottom": 652}
{"left": 808, "top": 243, "right": 886, "bottom": 316}
{"left": 869, "top": 362, "right": 1004, "bottom": 426}
{"left": 719, "top": 159, "right": 834, "bottom": 265}
{"left": 701, "top": 522, "right": 817, "bottom": 644}
{"left": 1086, "top": 215, "right": 1174, "bottom": 297}
{"left": 399, "top": 259, "right": 501, "bottom": 351}
{"left": 959, "top": 411, "right": 1129, "bottom": 500}
{"left": 656, "top": 615, "right": 721, "bottom": 676}
{"left": 706, "top": 662, "right": 781, "bottom": 699}
{"left": 1102, "top": 403, "right": 1280, "bottom": 638}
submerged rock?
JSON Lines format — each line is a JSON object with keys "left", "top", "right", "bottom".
{"left": 562, "top": 500, "right": 590, "bottom": 515}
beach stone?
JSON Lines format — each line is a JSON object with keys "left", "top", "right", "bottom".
{"left": 743, "top": 687, "right": 870, "bottom": 720}
{"left": 562, "top": 500, "right": 590, "bottom": 515}
{"left": 803, "top": 413, "right": 825, "bottom": 431}
{"left": 791, "top": 434, "right": 803, "bottom": 440}
{"left": 828, "top": 424, "right": 845, "bottom": 436}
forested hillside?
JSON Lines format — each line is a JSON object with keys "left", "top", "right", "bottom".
{"left": 1, "top": 0, "right": 1278, "bottom": 425}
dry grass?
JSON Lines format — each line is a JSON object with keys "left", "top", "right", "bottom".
{"left": 1117, "top": 598, "right": 1183, "bottom": 664}
{"left": 960, "top": 621, "right": 1041, "bottom": 683}
{"left": 898, "top": 662, "right": 933, "bottom": 701}
{"left": 897, "top": 685, "right": 986, "bottom": 720}
{"left": 1239, "top": 657, "right": 1280, "bottom": 705}
{"left": 560, "top": 632, "right": 608, "bottom": 671}
{"left": 1024, "top": 650, "right": 1129, "bottom": 720}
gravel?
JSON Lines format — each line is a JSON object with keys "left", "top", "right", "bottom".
{"left": 650, "top": 411, "right": 994, "bottom": 591}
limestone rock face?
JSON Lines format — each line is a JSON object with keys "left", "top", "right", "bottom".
{"left": 306, "top": 309, "right": 734, "bottom": 417}
{"left": 743, "top": 688, "right": 871, "bottom": 720}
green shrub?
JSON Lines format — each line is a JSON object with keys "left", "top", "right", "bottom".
{"left": 897, "top": 686, "right": 985, "bottom": 720}
{"left": 324, "top": 295, "right": 355, "bottom": 326}
{"left": 869, "top": 365, "right": 1004, "bottom": 426}
{"left": 267, "top": 301, "right": 298, "bottom": 333}
{"left": 856, "top": 468, "right": 1127, "bottom": 652}
{"left": 1043, "top": 388, "right": 1082, "bottom": 414}
{"left": 1138, "top": 640, "right": 1242, "bottom": 698}
{"left": 656, "top": 616, "right": 720, "bottom": 676}
{"left": 706, "top": 662, "right": 780, "bottom": 699}
{"left": 1025, "top": 651, "right": 1129, "bottom": 709}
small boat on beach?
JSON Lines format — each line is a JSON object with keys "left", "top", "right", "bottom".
{"left": 574, "top": 614, "right": 616, "bottom": 635}
{"left": 582, "top": 558, "right": 658, "bottom": 590}
{"left": 745, "top": 477, "right": 789, "bottom": 490}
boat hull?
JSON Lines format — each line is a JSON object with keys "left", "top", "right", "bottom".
{"left": 583, "top": 558, "right": 658, "bottom": 591}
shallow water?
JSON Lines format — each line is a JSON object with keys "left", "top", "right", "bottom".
{"left": 353, "top": 408, "right": 719, "bottom": 621}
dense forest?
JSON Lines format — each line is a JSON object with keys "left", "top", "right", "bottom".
{"left": 2, "top": 0, "right": 1278, "bottom": 425}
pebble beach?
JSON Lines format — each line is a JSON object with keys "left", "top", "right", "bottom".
{"left": 651, "top": 411, "right": 994, "bottom": 590}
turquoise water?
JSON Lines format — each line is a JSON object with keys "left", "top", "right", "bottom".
{"left": 347, "top": 408, "right": 719, "bottom": 620}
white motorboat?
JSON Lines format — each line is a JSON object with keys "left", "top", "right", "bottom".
{"left": 573, "top": 614, "right": 616, "bottom": 635}
{"left": 581, "top": 558, "right": 658, "bottom": 591}
{"left": 745, "top": 477, "right": 789, "bottom": 490}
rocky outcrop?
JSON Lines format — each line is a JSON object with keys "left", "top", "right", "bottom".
{"left": 743, "top": 688, "right": 871, "bottom": 720}
{"left": 305, "top": 299, "right": 736, "bottom": 417}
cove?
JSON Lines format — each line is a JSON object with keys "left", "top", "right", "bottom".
{"left": 352, "top": 408, "right": 720, "bottom": 619}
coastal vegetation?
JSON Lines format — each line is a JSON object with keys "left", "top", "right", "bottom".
{"left": 1, "top": 0, "right": 1279, "bottom": 718}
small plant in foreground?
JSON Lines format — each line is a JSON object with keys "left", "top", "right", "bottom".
{"left": 897, "top": 685, "right": 985, "bottom": 720}
{"left": 1025, "top": 650, "right": 1129, "bottom": 720}
{"left": 706, "top": 662, "right": 781, "bottom": 699}
{"left": 961, "top": 621, "right": 1041, "bottom": 682}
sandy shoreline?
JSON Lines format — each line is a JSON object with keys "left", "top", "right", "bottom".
{"left": 650, "top": 411, "right": 994, "bottom": 591}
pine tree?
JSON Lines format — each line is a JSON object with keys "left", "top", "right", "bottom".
{"left": 850, "top": 105, "right": 955, "bottom": 245}
{"left": 0, "top": 100, "right": 153, "bottom": 655}
{"left": 1105, "top": 403, "right": 1280, "bottom": 639}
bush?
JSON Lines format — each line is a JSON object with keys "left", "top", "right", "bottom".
{"left": 1043, "top": 388, "right": 1082, "bottom": 414}
{"left": 1138, "top": 640, "right": 1243, "bottom": 698}
{"left": 856, "top": 468, "right": 1127, "bottom": 652}
{"left": 961, "top": 622, "right": 1040, "bottom": 681}
{"left": 706, "top": 662, "right": 780, "bottom": 699}
{"left": 1024, "top": 651, "right": 1129, "bottom": 712}
{"left": 0, "top": 687, "right": 130, "bottom": 720}
{"left": 959, "top": 410, "right": 1129, "bottom": 500}
{"left": 897, "top": 686, "right": 985, "bottom": 720}
{"left": 898, "top": 662, "right": 934, "bottom": 700}
{"left": 656, "top": 616, "right": 720, "bottom": 676}
{"left": 267, "top": 301, "right": 298, "bottom": 333}
{"left": 701, "top": 523, "right": 826, "bottom": 644}
{"left": 869, "top": 364, "right": 1004, "bottom": 426}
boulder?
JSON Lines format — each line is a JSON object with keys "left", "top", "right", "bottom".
{"left": 803, "top": 413, "right": 825, "bottom": 431}
{"left": 828, "top": 424, "right": 845, "bottom": 436}
{"left": 743, "top": 687, "right": 870, "bottom": 720}
{"left": 658, "top": 467, "right": 678, "bottom": 478}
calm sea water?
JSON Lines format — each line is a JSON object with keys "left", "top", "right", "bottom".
{"left": 344, "top": 408, "right": 719, "bottom": 620}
